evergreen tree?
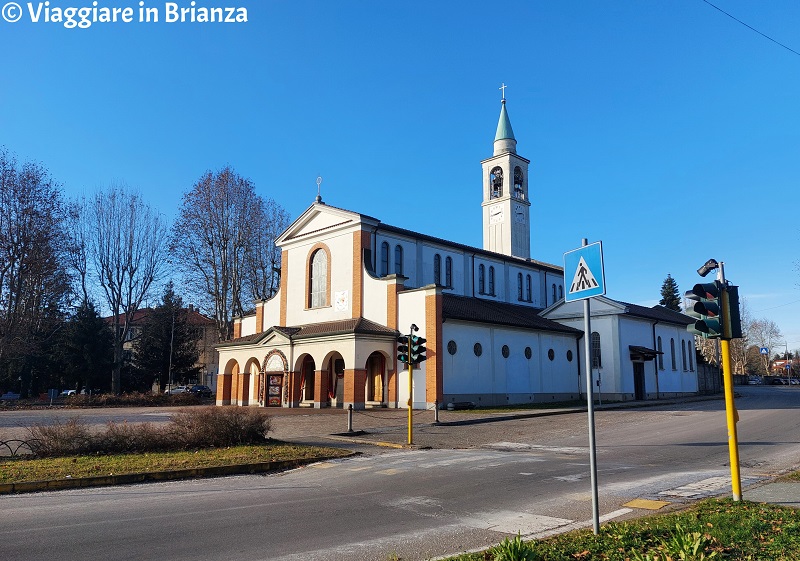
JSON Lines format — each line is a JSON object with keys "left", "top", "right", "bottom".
{"left": 54, "top": 301, "right": 114, "bottom": 393}
{"left": 659, "top": 274, "right": 682, "bottom": 312}
{"left": 131, "top": 282, "right": 201, "bottom": 392}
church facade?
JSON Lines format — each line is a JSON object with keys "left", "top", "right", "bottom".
{"left": 214, "top": 98, "right": 696, "bottom": 409}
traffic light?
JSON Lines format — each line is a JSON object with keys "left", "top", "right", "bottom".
{"left": 685, "top": 281, "right": 722, "bottom": 338}
{"left": 725, "top": 285, "right": 743, "bottom": 339}
{"left": 410, "top": 335, "right": 427, "bottom": 364}
{"left": 397, "top": 335, "right": 409, "bottom": 363}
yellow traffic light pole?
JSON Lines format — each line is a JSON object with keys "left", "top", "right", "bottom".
{"left": 719, "top": 272, "right": 742, "bottom": 501}
{"left": 720, "top": 337, "right": 741, "bottom": 501}
{"left": 408, "top": 361, "right": 414, "bottom": 445}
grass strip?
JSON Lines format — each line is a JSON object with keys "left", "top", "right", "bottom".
{"left": 446, "top": 499, "right": 800, "bottom": 561}
{"left": 0, "top": 440, "right": 348, "bottom": 484}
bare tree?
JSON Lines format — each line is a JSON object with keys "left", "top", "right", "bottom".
{"left": 84, "top": 186, "right": 167, "bottom": 394}
{"left": 749, "top": 318, "right": 783, "bottom": 375}
{"left": 245, "top": 197, "right": 290, "bottom": 302}
{"left": 171, "top": 166, "right": 288, "bottom": 341}
{"left": 0, "top": 147, "right": 72, "bottom": 396}
{"left": 728, "top": 298, "right": 752, "bottom": 374}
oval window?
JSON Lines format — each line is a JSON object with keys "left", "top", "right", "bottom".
{"left": 525, "top": 347, "right": 532, "bottom": 359}
{"left": 502, "top": 345, "right": 510, "bottom": 358}
{"left": 474, "top": 343, "right": 483, "bottom": 357}
{"left": 548, "top": 349, "right": 555, "bottom": 361}
{"left": 447, "top": 340, "right": 457, "bottom": 355}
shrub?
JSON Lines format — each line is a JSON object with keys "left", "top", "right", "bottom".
{"left": 67, "top": 392, "right": 203, "bottom": 408}
{"left": 169, "top": 407, "right": 272, "bottom": 449}
{"left": 26, "top": 407, "right": 272, "bottom": 457}
{"left": 27, "top": 418, "right": 93, "bottom": 457}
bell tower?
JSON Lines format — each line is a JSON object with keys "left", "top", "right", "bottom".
{"left": 481, "top": 88, "right": 531, "bottom": 259}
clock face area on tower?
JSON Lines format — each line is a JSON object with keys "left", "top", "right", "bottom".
{"left": 514, "top": 203, "right": 525, "bottom": 223}
{"left": 489, "top": 204, "right": 504, "bottom": 224}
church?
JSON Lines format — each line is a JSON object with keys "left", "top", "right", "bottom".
{"left": 214, "top": 97, "right": 699, "bottom": 410}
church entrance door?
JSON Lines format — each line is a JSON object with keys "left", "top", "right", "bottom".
{"left": 633, "top": 362, "right": 645, "bottom": 400}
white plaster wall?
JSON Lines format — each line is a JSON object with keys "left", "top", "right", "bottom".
{"left": 241, "top": 315, "right": 257, "bottom": 337}
{"left": 262, "top": 293, "right": 281, "bottom": 330}
{"left": 655, "top": 324, "right": 698, "bottom": 393}
{"left": 396, "top": 289, "right": 428, "bottom": 408}
{"left": 362, "top": 269, "right": 389, "bottom": 326}
{"left": 284, "top": 230, "right": 355, "bottom": 326}
{"left": 441, "top": 321, "right": 581, "bottom": 406}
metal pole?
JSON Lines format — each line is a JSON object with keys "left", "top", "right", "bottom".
{"left": 434, "top": 400, "right": 440, "bottom": 424}
{"left": 718, "top": 262, "right": 742, "bottom": 501}
{"left": 582, "top": 238, "right": 600, "bottom": 534}
{"left": 347, "top": 404, "right": 353, "bottom": 433}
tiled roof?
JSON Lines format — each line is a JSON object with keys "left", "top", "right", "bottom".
{"left": 292, "top": 317, "right": 398, "bottom": 339}
{"left": 442, "top": 294, "right": 582, "bottom": 335}
{"left": 620, "top": 303, "right": 693, "bottom": 326}
{"left": 104, "top": 307, "right": 215, "bottom": 326}
{"left": 377, "top": 222, "right": 563, "bottom": 273}
{"left": 218, "top": 318, "right": 398, "bottom": 347}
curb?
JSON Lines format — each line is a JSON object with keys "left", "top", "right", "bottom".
{"left": 0, "top": 453, "right": 353, "bottom": 495}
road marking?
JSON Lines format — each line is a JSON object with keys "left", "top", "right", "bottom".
{"left": 554, "top": 474, "right": 584, "bottom": 482}
{"left": 624, "top": 499, "right": 670, "bottom": 510}
{"left": 461, "top": 511, "right": 573, "bottom": 535}
{"left": 484, "top": 442, "right": 590, "bottom": 455}
{"left": 377, "top": 468, "right": 402, "bottom": 476}
{"left": 310, "top": 462, "right": 335, "bottom": 469}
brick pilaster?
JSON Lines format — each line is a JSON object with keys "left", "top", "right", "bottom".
{"left": 425, "top": 289, "right": 443, "bottom": 406}
{"left": 344, "top": 368, "right": 367, "bottom": 410}
{"left": 313, "top": 369, "right": 329, "bottom": 408}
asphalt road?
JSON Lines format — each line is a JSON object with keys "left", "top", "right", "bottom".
{"left": 1, "top": 386, "right": 798, "bottom": 561}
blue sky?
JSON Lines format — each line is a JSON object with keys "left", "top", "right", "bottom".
{"left": 2, "top": 1, "right": 799, "bottom": 351}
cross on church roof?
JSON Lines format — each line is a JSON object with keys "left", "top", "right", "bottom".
{"left": 315, "top": 176, "right": 323, "bottom": 203}
{"left": 499, "top": 82, "right": 507, "bottom": 101}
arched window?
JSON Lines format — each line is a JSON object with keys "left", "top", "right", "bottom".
{"left": 488, "top": 266, "right": 495, "bottom": 295}
{"left": 558, "top": 285, "right": 563, "bottom": 299}
{"left": 394, "top": 245, "right": 403, "bottom": 275}
{"left": 591, "top": 332, "right": 602, "bottom": 369}
{"left": 445, "top": 256, "right": 452, "bottom": 288}
{"left": 657, "top": 336, "right": 664, "bottom": 370}
{"left": 688, "top": 341, "right": 694, "bottom": 371}
{"left": 552, "top": 283, "right": 557, "bottom": 304}
{"left": 525, "top": 275, "right": 532, "bottom": 302}
{"left": 478, "top": 264, "right": 485, "bottom": 294}
{"left": 490, "top": 166, "right": 503, "bottom": 198}
{"left": 682, "top": 340, "right": 688, "bottom": 371}
{"left": 670, "top": 338, "right": 676, "bottom": 370}
{"left": 513, "top": 166, "right": 524, "bottom": 199}
{"left": 433, "top": 254, "right": 441, "bottom": 285}
{"left": 517, "top": 273, "right": 523, "bottom": 301}
{"left": 380, "top": 241, "right": 389, "bottom": 277}
{"left": 309, "top": 249, "right": 327, "bottom": 308}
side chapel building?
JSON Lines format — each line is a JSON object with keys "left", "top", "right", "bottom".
{"left": 215, "top": 98, "right": 698, "bottom": 409}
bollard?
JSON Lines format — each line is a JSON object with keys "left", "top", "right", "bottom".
{"left": 347, "top": 404, "right": 354, "bottom": 433}
{"left": 434, "top": 400, "right": 440, "bottom": 424}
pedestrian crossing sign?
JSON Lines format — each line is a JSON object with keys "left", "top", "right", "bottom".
{"left": 564, "top": 241, "right": 606, "bottom": 302}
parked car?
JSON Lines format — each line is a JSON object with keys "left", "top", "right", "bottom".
{"left": 60, "top": 389, "right": 76, "bottom": 397}
{"left": 189, "top": 385, "right": 213, "bottom": 398}
{"left": 165, "top": 386, "right": 190, "bottom": 395}
{"left": 748, "top": 375, "right": 762, "bottom": 385}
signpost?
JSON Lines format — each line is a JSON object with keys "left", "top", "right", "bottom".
{"left": 760, "top": 347, "right": 769, "bottom": 355}
{"left": 564, "top": 239, "right": 605, "bottom": 535}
